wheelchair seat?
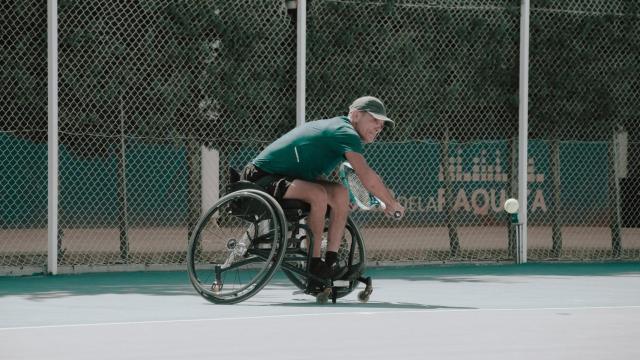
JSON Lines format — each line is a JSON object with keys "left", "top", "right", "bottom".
{"left": 225, "top": 180, "right": 264, "bottom": 193}
{"left": 227, "top": 169, "right": 310, "bottom": 220}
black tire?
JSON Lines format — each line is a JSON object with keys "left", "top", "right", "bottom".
{"left": 187, "top": 190, "right": 287, "bottom": 304}
{"left": 283, "top": 216, "right": 365, "bottom": 299}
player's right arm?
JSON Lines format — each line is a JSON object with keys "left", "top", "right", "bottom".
{"left": 344, "top": 152, "right": 405, "bottom": 218}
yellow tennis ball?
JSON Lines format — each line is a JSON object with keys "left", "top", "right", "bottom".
{"left": 504, "top": 198, "right": 519, "bottom": 214}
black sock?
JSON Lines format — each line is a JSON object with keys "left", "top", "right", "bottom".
{"left": 310, "top": 257, "right": 322, "bottom": 270}
{"left": 325, "top": 251, "right": 338, "bottom": 267}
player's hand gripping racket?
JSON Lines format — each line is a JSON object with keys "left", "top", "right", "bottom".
{"left": 338, "top": 162, "right": 402, "bottom": 219}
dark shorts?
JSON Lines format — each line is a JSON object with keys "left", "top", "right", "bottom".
{"left": 241, "top": 164, "right": 295, "bottom": 200}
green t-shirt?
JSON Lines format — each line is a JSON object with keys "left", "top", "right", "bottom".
{"left": 253, "top": 116, "right": 363, "bottom": 181}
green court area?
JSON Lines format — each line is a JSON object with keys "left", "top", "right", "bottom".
{"left": 2, "top": 262, "right": 639, "bottom": 296}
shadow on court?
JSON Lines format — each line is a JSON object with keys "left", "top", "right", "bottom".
{"left": 258, "top": 300, "right": 475, "bottom": 310}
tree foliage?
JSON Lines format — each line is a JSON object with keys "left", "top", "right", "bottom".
{"left": 1, "top": 0, "right": 638, "bottom": 151}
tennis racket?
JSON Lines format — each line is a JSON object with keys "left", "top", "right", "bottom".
{"left": 338, "top": 162, "right": 402, "bottom": 219}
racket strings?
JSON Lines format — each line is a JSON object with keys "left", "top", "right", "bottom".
{"left": 346, "top": 171, "right": 372, "bottom": 207}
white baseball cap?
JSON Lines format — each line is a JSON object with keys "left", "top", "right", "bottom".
{"left": 349, "top": 96, "right": 394, "bottom": 126}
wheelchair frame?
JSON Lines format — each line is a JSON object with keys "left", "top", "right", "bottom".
{"left": 186, "top": 181, "right": 373, "bottom": 304}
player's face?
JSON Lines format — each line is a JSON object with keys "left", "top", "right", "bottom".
{"left": 357, "top": 112, "right": 384, "bottom": 144}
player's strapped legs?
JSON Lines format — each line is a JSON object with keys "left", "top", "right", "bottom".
{"left": 282, "top": 179, "right": 328, "bottom": 258}
{"left": 285, "top": 180, "right": 350, "bottom": 281}
{"left": 319, "top": 181, "right": 350, "bottom": 254}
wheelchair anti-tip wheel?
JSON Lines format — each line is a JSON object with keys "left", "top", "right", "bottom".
{"left": 187, "top": 190, "right": 287, "bottom": 304}
{"left": 316, "top": 288, "right": 332, "bottom": 304}
{"left": 357, "top": 277, "right": 373, "bottom": 303}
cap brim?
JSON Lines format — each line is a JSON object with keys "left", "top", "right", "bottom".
{"left": 368, "top": 112, "right": 394, "bottom": 126}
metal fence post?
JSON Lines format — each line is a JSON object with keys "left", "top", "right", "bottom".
{"left": 296, "top": 0, "right": 306, "bottom": 127}
{"left": 517, "top": 0, "right": 530, "bottom": 264}
{"left": 47, "top": 0, "right": 59, "bottom": 274}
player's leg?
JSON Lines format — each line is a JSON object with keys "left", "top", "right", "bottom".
{"left": 282, "top": 180, "right": 334, "bottom": 285}
{"left": 322, "top": 182, "right": 350, "bottom": 253}
{"left": 241, "top": 164, "right": 329, "bottom": 276}
{"left": 282, "top": 179, "right": 328, "bottom": 258}
{"left": 315, "top": 182, "right": 350, "bottom": 277}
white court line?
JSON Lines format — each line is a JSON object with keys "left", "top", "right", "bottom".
{"left": 2, "top": 305, "right": 640, "bottom": 332}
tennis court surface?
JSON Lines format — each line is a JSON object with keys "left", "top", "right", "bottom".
{"left": 1, "top": 263, "right": 639, "bottom": 360}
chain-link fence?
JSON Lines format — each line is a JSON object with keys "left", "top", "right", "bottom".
{"left": 528, "top": 0, "right": 640, "bottom": 260}
{"left": 1, "top": 0, "right": 296, "bottom": 274}
{"left": 307, "top": 0, "right": 523, "bottom": 263}
{"left": 1, "top": 0, "right": 49, "bottom": 273}
{"left": 51, "top": 0, "right": 295, "bottom": 270}
{"left": 1, "top": 0, "right": 639, "bottom": 274}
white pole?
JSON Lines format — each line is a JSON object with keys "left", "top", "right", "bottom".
{"left": 47, "top": 0, "right": 59, "bottom": 274}
{"left": 296, "top": 0, "right": 306, "bottom": 126}
{"left": 517, "top": 0, "right": 530, "bottom": 264}
{"left": 201, "top": 146, "right": 220, "bottom": 214}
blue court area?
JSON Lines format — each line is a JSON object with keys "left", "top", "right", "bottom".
{"left": 1, "top": 263, "right": 640, "bottom": 360}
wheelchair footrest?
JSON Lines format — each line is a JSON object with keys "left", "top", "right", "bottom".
{"left": 332, "top": 280, "right": 350, "bottom": 287}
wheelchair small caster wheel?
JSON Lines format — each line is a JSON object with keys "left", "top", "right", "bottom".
{"left": 357, "top": 276, "right": 373, "bottom": 303}
{"left": 357, "top": 290, "right": 370, "bottom": 303}
{"left": 211, "top": 283, "right": 222, "bottom": 293}
{"left": 316, "top": 288, "right": 332, "bottom": 304}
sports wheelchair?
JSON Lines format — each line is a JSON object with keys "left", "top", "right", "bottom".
{"left": 186, "top": 169, "right": 373, "bottom": 304}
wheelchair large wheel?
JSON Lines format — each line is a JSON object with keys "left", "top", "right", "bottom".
{"left": 187, "top": 190, "right": 287, "bottom": 304}
{"left": 283, "top": 216, "right": 365, "bottom": 299}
